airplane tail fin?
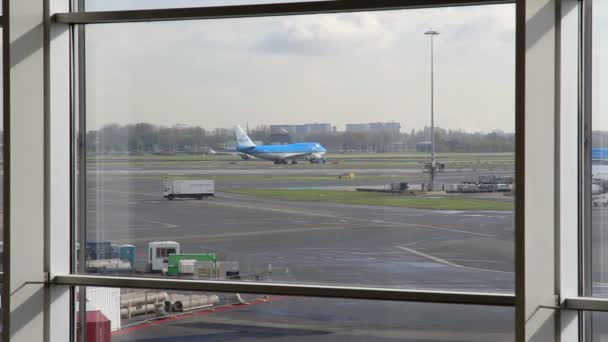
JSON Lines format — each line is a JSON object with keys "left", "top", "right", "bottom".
{"left": 234, "top": 125, "right": 256, "bottom": 149}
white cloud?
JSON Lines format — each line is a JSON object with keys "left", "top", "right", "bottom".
{"left": 592, "top": 0, "right": 608, "bottom": 131}
{"left": 258, "top": 13, "right": 395, "bottom": 55}
{"left": 85, "top": 5, "right": 517, "bottom": 133}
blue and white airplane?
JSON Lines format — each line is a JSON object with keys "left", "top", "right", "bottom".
{"left": 234, "top": 125, "right": 327, "bottom": 164}
{"left": 592, "top": 148, "right": 608, "bottom": 204}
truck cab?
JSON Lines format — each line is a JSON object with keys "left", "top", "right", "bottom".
{"left": 148, "top": 241, "right": 180, "bottom": 273}
{"left": 162, "top": 183, "right": 173, "bottom": 198}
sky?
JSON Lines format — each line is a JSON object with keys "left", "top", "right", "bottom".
{"left": 594, "top": 0, "right": 608, "bottom": 132}
{"left": 84, "top": 2, "right": 518, "bottom": 133}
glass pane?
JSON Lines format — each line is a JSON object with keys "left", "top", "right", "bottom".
{"left": 592, "top": 312, "right": 608, "bottom": 341}
{"left": 78, "top": 287, "right": 514, "bottom": 341}
{"left": 591, "top": 0, "right": 608, "bottom": 297}
{"left": 81, "top": 5, "right": 516, "bottom": 293}
{"left": 84, "top": 0, "right": 325, "bottom": 11}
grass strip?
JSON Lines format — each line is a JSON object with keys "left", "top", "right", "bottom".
{"left": 223, "top": 188, "right": 513, "bottom": 211}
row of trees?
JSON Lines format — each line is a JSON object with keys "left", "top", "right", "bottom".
{"left": 86, "top": 123, "right": 225, "bottom": 154}
{"left": 306, "top": 128, "right": 515, "bottom": 153}
{"left": 85, "top": 123, "right": 516, "bottom": 154}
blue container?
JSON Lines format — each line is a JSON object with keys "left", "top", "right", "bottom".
{"left": 86, "top": 241, "right": 113, "bottom": 260}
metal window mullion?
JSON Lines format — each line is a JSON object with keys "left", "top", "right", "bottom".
{"left": 580, "top": 0, "right": 591, "bottom": 297}
{"left": 53, "top": 0, "right": 514, "bottom": 24}
{"left": 2, "top": 0, "right": 9, "bottom": 340}
{"left": 52, "top": 274, "right": 515, "bottom": 306}
{"left": 555, "top": 0, "right": 583, "bottom": 340}
{"left": 580, "top": 0, "right": 593, "bottom": 340}
{"left": 73, "top": 2, "right": 87, "bottom": 342}
{"left": 580, "top": 0, "right": 593, "bottom": 301}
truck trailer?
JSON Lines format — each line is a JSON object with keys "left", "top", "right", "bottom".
{"left": 162, "top": 180, "right": 214, "bottom": 200}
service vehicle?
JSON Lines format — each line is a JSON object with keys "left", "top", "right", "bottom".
{"left": 162, "top": 180, "right": 214, "bottom": 200}
{"left": 148, "top": 241, "right": 180, "bottom": 272}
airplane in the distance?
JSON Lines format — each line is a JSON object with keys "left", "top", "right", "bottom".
{"left": 591, "top": 148, "right": 608, "bottom": 206}
{"left": 234, "top": 125, "right": 327, "bottom": 164}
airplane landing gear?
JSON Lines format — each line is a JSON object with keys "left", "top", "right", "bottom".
{"left": 291, "top": 160, "right": 298, "bottom": 165}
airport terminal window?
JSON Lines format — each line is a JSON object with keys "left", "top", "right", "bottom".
{"left": 79, "top": 5, "right": 516, "bottom": 294}
{"left": 77, "top": 287, "right": 514, "bottom": 342}
{"left": 38, "top": 0, "right": 608, "bottom": 340}
{"left": 589, "top": 0, "right": 608, "bottom": 298}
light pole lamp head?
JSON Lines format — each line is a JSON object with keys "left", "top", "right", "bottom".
{"left": 424, "top": 30, "right": 440, "bottom": 36}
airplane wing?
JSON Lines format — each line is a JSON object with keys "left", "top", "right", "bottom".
{"left": 208, "top": 149, "right": 255, "bottom": 160}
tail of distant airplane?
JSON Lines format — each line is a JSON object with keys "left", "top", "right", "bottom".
{"left": 234, "top": 125, "right": 256, "bottom": 149}
{"left": 593, "top": 148, "right": 608, "bottom": 161}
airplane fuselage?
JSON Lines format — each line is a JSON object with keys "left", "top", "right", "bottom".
{"left": 237, "top": 142, "right": 326, "bottom": 162}
{"left": 592, "top": 148, "right": 608, "bottom": 197}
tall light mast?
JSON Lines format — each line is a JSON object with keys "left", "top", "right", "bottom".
{"left": 425, "top": 29, "right": 439, "bottom": 191}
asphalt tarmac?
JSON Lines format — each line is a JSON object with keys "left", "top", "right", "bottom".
{"left": 80, "top": 160, "right": 521, "bottom": 341}
{"left": 113, "top": 297, "right": 514, "bottom": 342}
{"left": 85, "top": 167, "right": 515, "bottom": 291}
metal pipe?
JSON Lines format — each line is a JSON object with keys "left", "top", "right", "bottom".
{"left": 172, "top": 295, "right": 219, "bottom": 312}
{"left": 120, "top": 303, "right": 161, "bottom": 318}
{"left": 120, "top": 292, "right": 168, "bottom": 307}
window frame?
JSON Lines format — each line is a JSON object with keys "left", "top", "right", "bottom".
{"left": 63, "top": 0, "right": 523, "bottom": 338}
{"left": 60, "top": 0, "right": 520, "bottom": 303}
{"left": 0, "top": 0, "right": 7, "bottom": 340}
{"left": 6, "top": 0, "right": 607, "bottom": 340}
{"left": 61, "top": 2, "right": 523, "bottom": 341}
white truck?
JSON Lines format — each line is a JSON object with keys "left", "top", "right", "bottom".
{"left": 162, "top": 180, "right": 214, "bottom": 200}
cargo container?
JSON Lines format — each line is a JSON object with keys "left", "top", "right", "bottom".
{"left": 87, "top": 287, "right": 121, "bottom": 331}
{"left": 77, "top": 311, "right": 111, "bottom": 342}
{"left": 86, "top": 241, "right": 114, "bottom": 260}
{"left": 216, "top": 261, "right": 240, "bottom": 280}
{"left": 86, "top": 259, "right": 133, "bottom": 273}
{"left": 162, "top": 180, "right": 214, "bottom": 200}
{"left": 167, "top": 253, "right": 216, "bottom": 276}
